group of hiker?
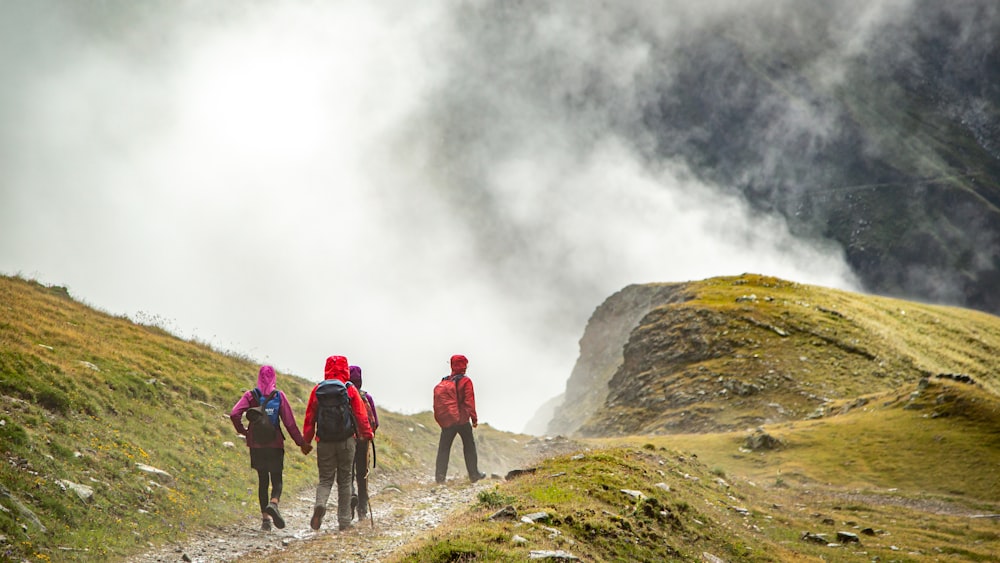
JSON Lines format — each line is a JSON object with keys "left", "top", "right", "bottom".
{"left": 228, "top": 353, "right": 484, "bottom": 532}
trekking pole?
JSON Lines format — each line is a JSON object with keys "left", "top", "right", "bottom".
{"left": 368, "top": 438, "right": 375, "bottom": 528}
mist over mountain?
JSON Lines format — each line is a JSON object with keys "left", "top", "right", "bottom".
{"left": 1, "top": 1, "right": 997, "bottom": 433}
{"left": 429, "top": 0, "right": 1000, "bottom": 315}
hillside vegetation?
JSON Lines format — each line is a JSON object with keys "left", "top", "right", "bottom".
{"left": 549, "top": 274, "right": 1000, "bottom": 437}
{"left": 392, "top": 275, "right": 1000, "bottom": 561}
{"left": 0, "top": 275, "right": 532, "bottom": 562}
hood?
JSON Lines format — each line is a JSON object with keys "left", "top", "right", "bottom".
{"left": 324, "top": 355, "right": 350, "bottom": 382}
{"left": 349, "top": 365, "right": 363, "bottom": 388}
{"left": 256, "top": 365, "right": 276, "bottom": 395}
{"left": 450, "top": 354, "right": 468, "bottom": 376}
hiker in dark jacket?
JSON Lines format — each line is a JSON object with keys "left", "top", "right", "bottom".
{"left": 434, "top": 354, "right": 486, "bottom": 484}
{"left": 302, "top": 355, "right": 374, "bottom": 531}
{"left": 349, "top": 364, "right": 379, "bottom": 521}
{"left": 230, "top": 365, "right": 311, "bottom": 531}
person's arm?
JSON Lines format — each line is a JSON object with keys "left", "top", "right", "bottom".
{"left": 302, "top": 386, "right": 319, "bottom": 443}
{"left": 229, "top": 391, "right": 252, "bottom": 435}
{"left": 461, "top": 377, "right": 478, "bottom": 427}
{"left": 278, "top": 391, "right": 307, "bottom": 447}
{"left": 349, "top": 387, "right": 374, "bottom": 440}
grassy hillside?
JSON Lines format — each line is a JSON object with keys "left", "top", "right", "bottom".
{"left": 0, "top": 275, "right": 531, "bottom": 561}
{"left": 394, "top": 378, "right": 1000, "bottom": 561}
{"left": 391, "top": 276, "right": 1000, "bottom": 561}
{"left": 571, "top": 274, "right": 1000, "bottom": 436}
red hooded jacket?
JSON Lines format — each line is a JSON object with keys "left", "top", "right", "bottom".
{"left": 449, "top": 354, "right": 478, "bottom": 427}
{"left": 303, "top": 355, "right": 374, "bottom": 442}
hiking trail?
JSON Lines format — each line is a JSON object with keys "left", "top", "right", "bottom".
{"left": 132, "top": 470, "right": 492, "bottom": 563}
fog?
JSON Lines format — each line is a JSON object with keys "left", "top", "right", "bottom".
{"left": 0, "top": 1, "right": 888, "bottom": 433}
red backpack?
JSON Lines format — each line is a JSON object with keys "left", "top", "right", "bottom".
{"left": 433, "top": 375, "right": 464, "bottom": 428}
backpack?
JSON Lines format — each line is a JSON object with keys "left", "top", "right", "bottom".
{"left": 247, "top": 388, "right": 281, "bottom": 444}
{"left": 433, "top": 375, "right": 464, "bottom": 428}
{"left": 315, "top": 379, "right": 357, "bottom": 441}
{"left": 359, "top": 390, "right": 378, "bottom": 433}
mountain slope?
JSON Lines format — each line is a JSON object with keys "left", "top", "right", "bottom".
{"left": 0, "top": 275, "right": 533, "bottom": 562}
{"left": 390, "top": 377, "right": 1000, "bottom": 561}
{"left": 394, "top": 277, "right": 1000, "bottom": 561}
{"left": 548, "top": 274, "right": 1000, "bottom": 437}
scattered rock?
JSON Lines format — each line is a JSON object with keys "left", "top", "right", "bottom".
{"left": 836, "top": 531, "right": 860, "bottom": 544}
{"left": 935, "top": 373, "right": 976, "bottom": 385}
{"left": 56, "top": 480, "right": 94, "bottom": 503}
{"left": 620, "top": 489, "right": 646, "bottom": 500}
{"left": 654, "top": 482, "right": 670, "bottom": 492}
{"left": 743, "top": 429, "right": 783, "bottom": 451}
{"left": 702, "top": 552, "right": 726, "bottom": 563}
{"left": 135, "top": 463, "right": 173, "bottom": 482}
{"left": 801, "top": 532, "right": 828, "bottom": 544}
{"left": 505, "top": 467, "right": 537, "bottom": 481}
{"left": 78, "top": 361, "right": 100, "bottom": 371}
{"left": 0, "top": 485, "right": 46, "bottom": 533}
{"left": 521, "top": 511, "right": 551, "bottom": 524}
{"left": 512, "top": 534, "right": 528, "bottom": 544}
{"left": 489, "top": 505, "right": 518, "bottom": 521}
{"left": 529, "top": 549, "right": 579, "bottom": 560}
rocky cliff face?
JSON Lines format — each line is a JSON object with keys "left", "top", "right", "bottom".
{"left": 545, "top": 283, "right": 688, "bottom": 436}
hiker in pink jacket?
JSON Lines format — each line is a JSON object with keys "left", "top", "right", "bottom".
{"left": 230, "top": 365, "right": 311, "bottom": 531}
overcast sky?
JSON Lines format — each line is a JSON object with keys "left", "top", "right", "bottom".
{"left": 0, "top": 1, "right": 878, "bottom": 433}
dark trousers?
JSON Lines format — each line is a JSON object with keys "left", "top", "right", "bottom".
{"left": 435, "top": 422, "right": 479, "bottom": 483}
{"left": 353, "top": 438, "right": 370, "bottom": 516}
{"left": 255, "top": 468, "right": 282, "bottom": 511}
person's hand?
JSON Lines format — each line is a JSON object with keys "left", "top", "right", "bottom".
{"left": 472, "top": 422, "right": 478, "bottom": 429}
{"left": 300, "top": 443, "right": 313, "bottom": 455}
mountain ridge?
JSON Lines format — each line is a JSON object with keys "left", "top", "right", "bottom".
{"left": 548, "top": 273, "right": 1000, "bottom": 437}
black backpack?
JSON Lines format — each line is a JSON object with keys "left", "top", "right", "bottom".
{"left": 315, "top": 379, "right": 357, "bottom": 441}
{"left": 247, "top": 389, "right": 280, "bottom": 444}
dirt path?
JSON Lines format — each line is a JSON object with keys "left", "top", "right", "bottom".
{"left": 133, "top": 436, "right": 584, "bottom": 562}
{"left": 132, "top": 471, "right": 495, "bottom": 563}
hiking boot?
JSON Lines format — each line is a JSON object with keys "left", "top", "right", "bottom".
{"left": 310, "top": 505, "right": 326, "bottom": 531}
{"left": 357, "top": 510, "right": 367, "bottom": 521}
{"left": 264, "top": 502, "right": 285, "bottom": 529}
{"left": 471, "top": 472, "right": 487, "bottom": 483}
{"left": 339, "top": 521, "right": 353, "bottom": 531}
{"left": 261, "top": 517, "right": 272, "bottom": 531}
{"left": 350, "top": 494, "right": 358, "bottom": 519}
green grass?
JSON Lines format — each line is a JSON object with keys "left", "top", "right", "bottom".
{"left": 388, "top": 447, "right": 810, "bottom": 562}
{"left": 0, "top": 275, "right": 533, "bottom": 562}
{"left": 572, "top": 273, "right": 1000, "bottom": 436}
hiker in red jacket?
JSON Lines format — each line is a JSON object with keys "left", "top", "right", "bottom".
{"left": 229, "top": 365, "right": 311, "bottom": 531}
{"left": 433, "top": 354, "right": 486, "bottom": 484}
{"left": 302, "top": 355, "right": 374, "bottom": 531}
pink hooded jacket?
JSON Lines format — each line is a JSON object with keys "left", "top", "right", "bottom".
{"left": 230, "top": 365, "right": 307, "bottom": 449}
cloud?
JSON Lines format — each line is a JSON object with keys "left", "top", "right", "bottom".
{"left": 0, "top": 0, "right": 870, "bottom": 433}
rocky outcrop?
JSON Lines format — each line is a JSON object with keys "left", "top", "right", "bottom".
{"left": 545, "top": 283, "right": 688, "bottom": 436}
{"left": 552, "top": 274, "right": 1000, "bottom": 437}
